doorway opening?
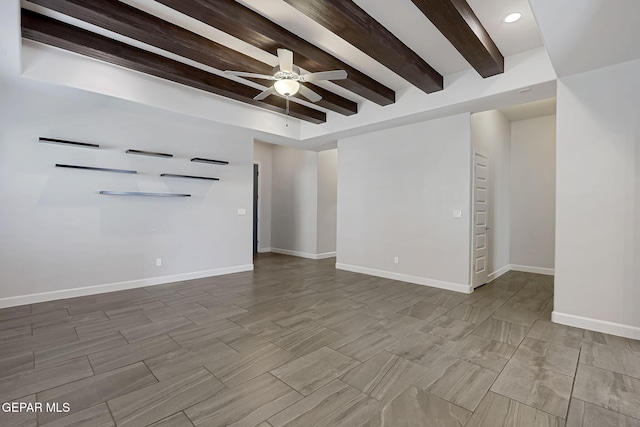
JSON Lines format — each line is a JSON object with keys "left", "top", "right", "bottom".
{"left": 253, "top": 163, "right": 259, "bottom": 256}
{"left": 470, "top": 99, "right": 557, "bottom": 288}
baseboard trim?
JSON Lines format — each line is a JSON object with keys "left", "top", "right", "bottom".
{"left": 335, "top": 263, "right": 472, "bottom": 294}
{"left": 258, "top": 247, "right": 272, "bottom": 253}
{"left": 509, "top": 264, "right": 555, "bottom": 276}
{"left": 552, "top": 311, "right": 640, "bottom": 340}
{"left": 270, "top": 248, "right": 317, "bottom": 259}
{"left": 488, "top": 265, "right": 511, "bottom": 281}
{"left": 0, "top": 264, "right": 254, "bottom": 309}
{"left": 270, "top": 248, "right": 336, "bottom": 260}
{"left": 316, "top": 251, "right": 337, "bottom": 260}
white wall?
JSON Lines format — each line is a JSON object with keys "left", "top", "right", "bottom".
{"left": 19, "top": 41, "right": 303, "bottom": 142}
{"left": 554, "top": 59, "right": 640, "bottom": 339}
{"left": 529, "top": 0, "right": 640, "bottom": 78}
{"left": 253, "top": 140, "right": 273, "bottom": 252}
{"left": 267, "top": 145, "right": 337, "bottom": 259}
{"left": 471, "top": 110, "right": 512, "bottom": 279}
{"left": 317, "top": 149, "right": 337, "bottom": 256}
{"left": 299, "top": 47, "right": 557, "bottom": 144}
{"left": 336, "top": 114, "right": 472, "bottom": 293}
{"left": 0, "top": 77, "right": 254, "bottom": 307}
{"left": 510, "top": 115, "right": 557, "bottom": 271}
{"left": 271, "top": 145, "right": 319, "bottom": 257}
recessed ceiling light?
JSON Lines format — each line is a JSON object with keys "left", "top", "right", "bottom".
{"left": 503, "top": 12, "right": 522, "bottom": 23}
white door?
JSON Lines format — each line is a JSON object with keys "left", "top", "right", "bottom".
{"left": 472, "top": 152, "right": 489, "bottom": 288}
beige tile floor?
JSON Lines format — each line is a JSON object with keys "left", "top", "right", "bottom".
{"left": 1, "top": 253, "right": 639, "bottom": 426}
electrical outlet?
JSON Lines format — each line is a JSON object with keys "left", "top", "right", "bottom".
{"left": 156, "top": 258, "right": 162, "bottom": 267}
{"left": 237, "top": 208, "right": 247, "bottom": 216}
{"left": 394, "top": 256, "right": 399, "bottom": 264}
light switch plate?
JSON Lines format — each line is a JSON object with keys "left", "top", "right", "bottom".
{"left": 453, "top": 210, "right": 462, "bottom": 218}
{"left": 237, "top": 208, "right": 247, "bottom": 216}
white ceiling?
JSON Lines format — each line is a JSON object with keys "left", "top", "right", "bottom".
{"left": 467, "top": 0, "right": 544, "bottom": 58}
{"left": 529, "top": 0, "right": 640, "bottom": 77}
{"left": 237, "top": 0, "right": 544, "bottom": 89}
{"left": 16, "top": 0, "right": 548, "bottom": 99}
{"left": 499, "top": 98, "right": 556, "bottom": 122}
{"left": 350, "top": 0, "right": 470, "bottom": 76}
{"left": 16, "top": 0, "right": 628, "bottom": 147}
{"left": 62, "top": 0, "right": 548, "bottom": 96}
{"left": 22, "top": 0, "right": 548, "bottom": 116}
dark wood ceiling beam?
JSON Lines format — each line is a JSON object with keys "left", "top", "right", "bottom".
{"left": 155, "top": 0, "right": 395, "bottom": 106}
{"left": 27, "top": 0, "right": 356, "bottom": 116}
{"left": 410, "top": 0, "right": 504, "bottom": 77}
{"left": 21, "top": 10, "right": 325, "bottom": 124}
{"left": 282, "top": 0, "right": 443, "bottom": 94}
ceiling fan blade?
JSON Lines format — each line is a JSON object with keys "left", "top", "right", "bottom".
{"left": 300, "top": 70, "right": 348, "bottom": 82}
{"left": 298, "top": 84, "right": 322, "bottom": 103}
{"left": 253, "top": 86, "right": 276, "bottom": 101}
{"left": 277, "top": 48, "right": 294, "bottom": 73}
{"left": 224, "top": 71, "right": 275, "bottom": 80}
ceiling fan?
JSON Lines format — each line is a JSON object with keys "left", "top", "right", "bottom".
{"left": 224, "top": 49, "right": 348, "bottom": 104}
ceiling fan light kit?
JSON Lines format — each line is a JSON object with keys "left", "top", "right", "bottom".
{"left": 274, "top": 79, "right": 300, "bottom": 97}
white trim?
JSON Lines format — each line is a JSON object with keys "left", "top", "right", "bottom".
{"left": 509, "top": 264, "right": 555, "bottom": 276}
{"left": 335, "top": 263, "right": 472, "bottom": 294}
{"left": 488, "top": 264, "right": 511, "bottom": 281}
{"left": 0, "top": 264, "right": 254, "bottom": 309}
{"left": 553, "top": 311, "right": 640, "bottom": 341}
{"left": 258, "top": 247, "right": 272, "bottom": 253}
{"left": 316, "top": 251, "right": 337, "bottom": 260}
{"left": 271, "top": 248, "right": 317, "bottom": 259}
{"left": 270, "top": 248, "right": 336, "bottom": 260}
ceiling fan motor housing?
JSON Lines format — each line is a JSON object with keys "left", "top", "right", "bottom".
{"left": 273, "top": 64, "right": 301, "bottom": 81}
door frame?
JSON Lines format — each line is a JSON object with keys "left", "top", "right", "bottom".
{"left": 253, "top": 161, "right": 262, "bottom": 254}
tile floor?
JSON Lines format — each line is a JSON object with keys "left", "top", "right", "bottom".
{"left": 1, "top": 253, "right": 640, "bottom": 426}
